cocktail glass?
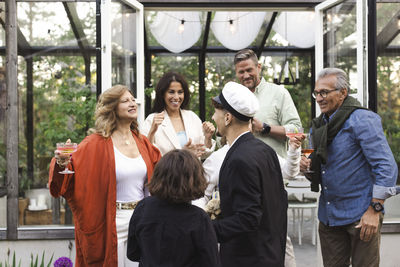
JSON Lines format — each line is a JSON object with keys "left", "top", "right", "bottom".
{"left": 301, "top": 133, "right": 314, "bottom": 173}
{"left": 286, "top": 127, "right": 304, "bottom": 139}
{"left": 56, "top": 142, "right": 78, "bottom": 174}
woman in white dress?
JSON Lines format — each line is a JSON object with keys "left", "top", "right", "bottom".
{"left": 141, "top": 72, "right": 215, "bottom": 158}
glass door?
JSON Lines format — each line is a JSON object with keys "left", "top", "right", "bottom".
{"left": 101, "top": 0, "right": 145, "bottom": 122}
{"left": 315, "top": 0, "right": 368, "bottom": 113}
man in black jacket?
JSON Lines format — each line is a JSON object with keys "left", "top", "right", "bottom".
{"left": 211, "top": 81, "right": 288, "bottom": 267}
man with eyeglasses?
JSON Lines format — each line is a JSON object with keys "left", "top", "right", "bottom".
{"left": 234, "top": 49, "right": 302, "bottom": 159}
{"left": 301, "top": 68, "right": 398, "bottom": 267}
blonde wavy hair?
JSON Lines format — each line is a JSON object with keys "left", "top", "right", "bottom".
{"left": 94, "top": 84, "right": 139, "bottom": 138}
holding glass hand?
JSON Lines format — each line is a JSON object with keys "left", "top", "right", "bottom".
{"left": 300, "top": 133, "right": 314, "bottom": 174}
{"left": 55, "top": 140, "right": 77, "bottom": 174}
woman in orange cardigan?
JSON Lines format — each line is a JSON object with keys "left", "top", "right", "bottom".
{"left": 49, "top": 85, "right": 161, "bottom": 267}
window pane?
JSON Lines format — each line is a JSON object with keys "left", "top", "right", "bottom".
{"left": 17, "top": 2, "right": 95, "bottom": 47}
{"left": 111, "top": 1, "right": 137, "bottom": 94}
{"left": 323, "top": 1, "right": 358, "bottom": 94}
{"left": 377, "top": 2, "right": 400, "bottom": 221}
{"left": 16, "top": 2, "right": 97, "bottom": 227}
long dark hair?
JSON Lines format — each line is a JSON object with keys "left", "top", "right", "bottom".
{"left": 148, "top": 149, "right": 207, "bottom": 203}
{"left": 152, "top": 72, "right": 191, "bottom": 113}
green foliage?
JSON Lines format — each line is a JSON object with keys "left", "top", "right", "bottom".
{"left": 16, "top": 55, "right": 97, "bottom": 188}
{"left": 7, "top": 2, "right": 98, "bottom": 191}
{"left": 0, "top": 250, "right": 53, "bottom": 267}
{"left": 30, "top": 252, "right": 54, "bottom": 267}
{"left": 1, "top": 250, "right": 21, "bottom": 267}
{"left": 377, "top": 56, "right": 400, "bottom": 166}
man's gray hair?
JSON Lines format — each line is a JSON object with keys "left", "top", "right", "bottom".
{"left": 234, "top": 49, "right": 259, "bottom": 66}
{"left": 317, "top": 68, "right": 350, "bottom": 91}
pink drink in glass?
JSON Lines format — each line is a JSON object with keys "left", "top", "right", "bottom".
{"left": 56, "top": 142, "right": 77, "bottom": 174}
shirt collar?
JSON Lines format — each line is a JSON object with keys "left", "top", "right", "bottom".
{"left": 229, "top": 131, "right": 250, "bottom": 148}
{"left": 254, "top": 77, "right": 266, "bottom": 94}
{"left": 323, "top": 109, "right": 339, "bottom": 123}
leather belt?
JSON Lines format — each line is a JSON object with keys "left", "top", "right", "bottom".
{"left": 116, "top": 201, "right": 138, "bottom": 210}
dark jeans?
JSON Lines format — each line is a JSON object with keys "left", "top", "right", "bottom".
{"left": 318, "top": 214, "right": 383, "bottom": 267}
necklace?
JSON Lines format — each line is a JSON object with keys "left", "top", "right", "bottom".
{"left": 115, "top": 131, "right": 131, "bottom": 145}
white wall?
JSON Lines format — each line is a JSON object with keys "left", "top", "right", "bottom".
{"left": 0, "top": 240, "right": 76, "bottom": 266}
{"left": 0, "top": 233, "right": 399, "bottom": 266}
{"left": 0, "top": 196, "right": 6, "bottom": 227}
{"left": 381, "top": 233, "right": 400, "bottom": 267}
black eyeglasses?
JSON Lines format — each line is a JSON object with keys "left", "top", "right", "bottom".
{"left": 312, "top": 89, "right": 339, "bottom": 99}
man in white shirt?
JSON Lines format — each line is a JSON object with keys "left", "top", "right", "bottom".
{"left": 234, "top": 49, "right": 302, "bottom": 159}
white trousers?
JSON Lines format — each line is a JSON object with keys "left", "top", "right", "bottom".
{"left": 116, "top": 209, "right": 139, "bottom": 267}
{"left": 285, "top": 235, "right": 297, "bottom": 267}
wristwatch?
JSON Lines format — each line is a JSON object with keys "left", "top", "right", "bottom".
{"left": 370, "top": 202, "right": 384, "bottom": 212}
{"left": 261, "top": 123, "right": 271, "bottom": 135}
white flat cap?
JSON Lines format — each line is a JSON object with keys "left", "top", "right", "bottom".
{"left": 213, "top": 81, "right": 259, "bottom": 121}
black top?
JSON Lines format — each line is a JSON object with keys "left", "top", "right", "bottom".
{"left": 127, "top": 196, "right": 220, "bottom": 267}
{"left": 213, "top": 132, "right": 288, "bottom": 267}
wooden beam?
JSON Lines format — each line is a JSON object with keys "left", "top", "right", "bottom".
{"left": 198, "top": 11, "right": 211, "bottom": 121}
{"left": 63, "top": 3, "right": 91, "bottom": 55}
{"left": 201, "top": 12, "right": 212, "bottom": 53}
{"left": 26, "top": 58, "right": 34, "bottom": 184}
{"left": 95, "top": 0, "right": 101, "bottom": 98}
{"left": 6, "top": 0, "right": 19, "bottom": 240}
{"left": 144, "top": 24, "right": 152, "bottom": 117}
{"left": 139, "top": 0, "right": 322, "bottom": 9}
{"left": 63, "top": 2, "right": 91, "bottom": 84}
{"left": 368, "top": 0, "right": 377, "bottom": 112}
{"left": 377, "top": 9, "right": 400, "bottom": 53}
{"left": 256, "top": 11, "right": 278, "bottom": 58}
{"left": 0, "top": 16, "right": 32, "bottom": 56}
{"left": 148, "top": 45, "right": 313, "bottom": 55}
{"left": 0, "top": 46, "right": 97, "bottom": 56}
{"left": 16, "top": 0, "right": 95, "bottom": 2}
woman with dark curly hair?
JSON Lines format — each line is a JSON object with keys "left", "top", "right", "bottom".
{"left": 127, "top": 149, "right": 220, "bottom": 267}
{"left": 141, "top": 72, "right": 215, "bottom": 158}
{"left": 49, "top": 85, "right": 161, "bottom": 267}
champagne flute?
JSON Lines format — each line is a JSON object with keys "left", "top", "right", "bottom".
{"left": 56, "top": 142, "right": 78, "bottom": 174}
{"left": 301, "top": 133, "right": 314, "bottom": 173}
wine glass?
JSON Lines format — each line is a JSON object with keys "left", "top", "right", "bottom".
{"left": 301, "top": 133, "right": 314, "bottom": 173}
{"left": 286, "top": 127, "right": 304, "bottom": 139}
{"left": 56, "top": 142, "right": 78, "bottom": 174}
{"left": 193, "top": 136, "right": 206, "bottom": 157}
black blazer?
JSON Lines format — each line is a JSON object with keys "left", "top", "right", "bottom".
{"left": 213, "top": 132, "right": 288, "bottom": 267}
{"left": 127, "top": 196, "right": 220, "bottom": 267}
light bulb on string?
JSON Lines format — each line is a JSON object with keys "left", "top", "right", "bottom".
{"left": 229, "top": 19, "right": 236, "bottom": 34}
{"left": 178, "top": 19, "right": 185, "bottom": 34}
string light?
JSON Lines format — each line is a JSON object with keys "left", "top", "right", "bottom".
{"left": 178, "top": 19, "right": 185, "bottom": 34}
{"left": 162, "top": 12, "right": 250, "bottom": 35}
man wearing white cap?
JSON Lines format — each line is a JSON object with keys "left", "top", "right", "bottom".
{"left": 211, "top": 81, "right": 287, "bottom": 267}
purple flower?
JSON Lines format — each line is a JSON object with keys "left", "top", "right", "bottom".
{"left": 54, "top": 257, "right": 73, "bottom": 267}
